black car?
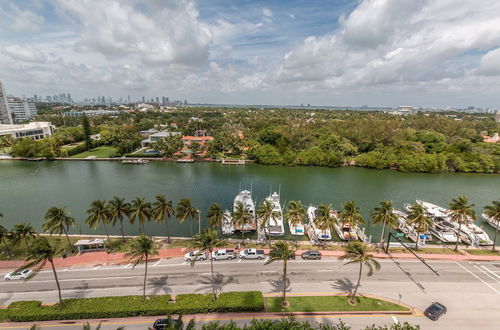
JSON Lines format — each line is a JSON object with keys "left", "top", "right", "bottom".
{"left": 153, "top": 318, "right": 181, "bottom": 329}
{"left": 424, "top": 302, "right": 447, "bottom": 321}
{"left": 301, "top": 250, "right": 322, "bottom": 260}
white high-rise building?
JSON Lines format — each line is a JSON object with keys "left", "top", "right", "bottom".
{"left": 0, "top": 81, "right": 13, "bottom": 124}
{"left": 495, "top": 111, "right": 500, "bottom": 123}
{"left": 7, "top": 98, "right": 37, "bottom": 122}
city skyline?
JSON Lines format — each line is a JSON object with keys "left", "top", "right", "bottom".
{"left": 1, "top": 0, "right": 500, "bottom": 107}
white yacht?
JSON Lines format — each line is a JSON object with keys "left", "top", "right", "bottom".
{"left": 418, "top": 200, "right": 492, "bottom": 245}
{"left": 430, "top": 217, "right": 459, "bottom": 243}
{"left": 233, "top": 190, "right": 257, "bottom": 232}
{"left": 288, "top": 216, "right": 305, "bottom": 236}
{"left": 307, "top": 206, "right": 332, "bottom": 240}
{"left": 264, "top": 192, "right": 285, "bottom": 236}
{"left": 482, "top": 213, "right": 499, "bottom": 229}
{"left": 221, "top": 210, "right": 234, "bottom": 236}
{"left": 393, "top": 209, "right": 419, "bottom": 243}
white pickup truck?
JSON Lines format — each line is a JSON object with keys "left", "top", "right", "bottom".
{"left": 211, "top": 249, "right": 237, "bottom": 260}
{"left": 239, "top": 248, "right": 266, "bottom": 260}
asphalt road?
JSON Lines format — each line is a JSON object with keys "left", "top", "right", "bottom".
{"left": 1, "top": 257, "right": 499, "bottom": 329}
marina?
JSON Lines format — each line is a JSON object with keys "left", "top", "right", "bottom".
{"left": 0, "top": 161, "right": 498, "bottom": 241}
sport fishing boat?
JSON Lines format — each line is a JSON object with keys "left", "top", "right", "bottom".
{"left": 264, "top": 192, "right": 285, "bottom": 236}
{"left": 333, "top": 216, "right": 358, "bottom": 241}
{"left": 307, "top": 206, "right": 332, "bottom": 240}
{"left": 288, "top": 214, "right": 305, "bottom": 236}
{"left": 232, "top": 190, "right": 257, "bottom": 232}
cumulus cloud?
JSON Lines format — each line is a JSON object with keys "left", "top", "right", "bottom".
{"left": 1, "top": 44, "right": 48, "bottom": 64}
{"left": 55, "top": 0, "right": 211, "bottom": 67}
{"left": 0, "top": 3, "right": 44, "bottom": 32}
{"left": 276, "top": 0, "right": 500, "bottom": 92}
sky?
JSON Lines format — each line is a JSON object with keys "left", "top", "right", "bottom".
{"left": 1, "top": 0, "right": 500, "bottom": 108}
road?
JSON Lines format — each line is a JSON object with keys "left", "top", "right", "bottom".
{"left": 1, "top": 257, "right": 499, "bottom": 329}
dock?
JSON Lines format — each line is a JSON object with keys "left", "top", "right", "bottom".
{"left": 221, "top": 159, "right": 246, "bottom": 165}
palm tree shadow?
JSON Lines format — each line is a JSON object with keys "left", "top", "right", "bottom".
{"left": 148, "top": 275, "right": 171, "bottom": 295}
{"left": 331, "top": 277, "right": 355, "bottom": 295}
{"left": 73, "top": 281, "right": 89, "bottom": 298}
{"left": 268, "top": 277, "right": 291, "bottom": 294}
{"left": 194, "top": 273, "right": 238, "bottom": 295}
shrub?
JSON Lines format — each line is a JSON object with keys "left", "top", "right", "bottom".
{"left": 7, "top": 291, "right": 264, "bottom": 322}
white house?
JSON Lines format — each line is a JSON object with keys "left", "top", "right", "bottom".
{"left": 0, "top": 122, "right": 55, "bottom": 140}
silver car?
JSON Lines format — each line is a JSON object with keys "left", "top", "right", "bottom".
{"left": 4, "top": 269, "right": 33, "bottom": 281}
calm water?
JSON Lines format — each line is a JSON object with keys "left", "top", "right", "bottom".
{"left": 0, "top": 161, "right": 498, "bottom": 241}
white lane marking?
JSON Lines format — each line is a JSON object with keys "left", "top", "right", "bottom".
{"left": 474, "top": 265, "right": 500, "bottom": 284}
{"left": 481, "top": 266, "right": 500, "bottom": 280}
{"left": 456, "top": 262, "right": 500, "bottom": 295}
{"left": 392, "top": 316, "right": 399, "bottom": 324}
{"left": 317, "top": 270, "right": 331, "bottom": 272}
{"left": 123, "top": 263, "right": 132, "bottom": 269}
{"left": 0, "top": 275, "right": 138, "bottom": 285}
{"left": 237, "top": 259, "right": 242, "bottom": 263}
{"left": 152, "top": 260, "right": 162, "bottom": 267}
{"left": 92, "top": 266, "right": 101, "bottom": 270}
{"left": 182, "top": 262, "right": 187, "bottom": 265}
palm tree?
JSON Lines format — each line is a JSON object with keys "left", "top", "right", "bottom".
{"left": 448, "top": 196, "right": 476, "bottom": 251}
{"left": 257, "top": 199, "right": 279, "bottom": 244}
{"left": 189, "top": 229, "right": 226, "bottom": 300}
{"left": 152, "top": 194, "right": 175, "bottom": 243}
{"left": 314, "top": 204, "right": 338, "bottom": 244}
{"left": 43, "top": 206, "right": 76, "bottom": 250}
{"left": 11, "top": 222, "right": 36, "bottom": 250}
{"left": 0, "top": 223, "right": 10, "bottom": 254}
{"left": 125, "top": 235, "right": 158, "bottom": 299}
{"left": 484, "top": 200, "right": 500, "bottom": 251}
{"left": 232, "top": 201, "right": 253, "bottom": 243}
{"left": 339, "top": 241, "right": 380, "bottom": 304}
{"left": 108, "top": 196, "right": 131, "bottom": 239}
{"left": 340, "top": 201, "right": 365, "bottom": 242}
{"left": 284, "top": 201, "right": 306, "bottom": 247}
{"left": 370, "top": 201, "right": 398, "bottom": 244}
{"left": 176, "top": 198, "right": 198, "bottom": 238}
{"left": 406, "top": 203, "right": 432, "bottom": 249}
{"left": 19, "top": 236, "right": 64, "bottom": 305}
{"left": 265, "top": 241, "right": 295, "bottom": 307}
{"left": 130, "top": 197, "right": 152, "bottom": 234}
{"left": 86, "top": 200, "right": 111, "bottom": 240}
{"left": 207, "top": 203, "right": 225, "bottom": 237}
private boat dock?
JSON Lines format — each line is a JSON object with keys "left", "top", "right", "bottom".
{"left": 221, "top": 159, "right": 246, "bottom": 165}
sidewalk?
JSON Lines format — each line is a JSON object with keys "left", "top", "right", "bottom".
{"left": 1, "top": 246, "right": 499, "bottom": 271}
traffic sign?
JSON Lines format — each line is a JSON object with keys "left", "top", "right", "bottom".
{"left": 395, "top": 233, "right": 405, "bottom": 237}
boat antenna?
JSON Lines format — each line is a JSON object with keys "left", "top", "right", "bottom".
{"left": 250, "top": 181, "right": 253, "bottom": 196}
{"left": 269, "top": 184, "right": 272, "bottom": 196}
{"left": 278, "top": 184, "right": 281, "bottom": 198}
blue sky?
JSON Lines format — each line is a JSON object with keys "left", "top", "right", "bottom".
{"left": 1, "top": 0, "right": 500, "bottom": 107}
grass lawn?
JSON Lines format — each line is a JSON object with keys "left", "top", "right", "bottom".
{"left": 70, "top": 146, "right": 118, "bottom": 158}
{"left": 0, "top": 309, "right": 7, "bottom": 322}
{"left": 265, "top": 295, "right": 409, "bottom": 313}
{"left": 466, "top": 249, "right": 500, "bottom": 256}
{"left": 0, "top": 236, "right": 80, "bottom": 261}
{"left": 383, "top": 247, "right": 463, "bottom": 255}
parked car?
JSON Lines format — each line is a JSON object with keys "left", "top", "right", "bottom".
{"left": 239, "top": 248, "right": 265, "bottom": 260}
{"left": 301, "top": 250, "right": 322, "bottom": 260}
{"left": 424, "top": 302, "right": 447, "bottom": 321}
{"left": 211, "top": 249, "right": 236, "bottom": 260}
{"left": 152, "top": 318, "right": 181, "bottom": 330}
{"left": 184, "top": 250, "right": 207, "bottom": 262}
{"left": 4, "top": 269, "right": 33, "bottom": 281}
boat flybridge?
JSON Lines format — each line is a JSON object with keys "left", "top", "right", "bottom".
{"left": 264, "top": 192, "right": 285, "bottom": 236}
{"left": 307, "top": 206, "right": 332, "bottom": 240}
{"left": 404, "top": 203, "right": 458, "bottom": 243}
{"left": 288, "top": 214, "right": 305, "bottom": 236}
{"left": 233, "top": 190, "right": 257, "bottom": 232}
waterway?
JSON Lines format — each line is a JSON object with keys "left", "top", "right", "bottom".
{"left": 0, "top": 161, "right": 498, "bottom": 242}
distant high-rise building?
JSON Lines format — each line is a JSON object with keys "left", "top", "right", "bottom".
{"left": 128, "top": 95, "right": 130, "bottom": 103}
{"left": 67, "top": 93, "right": 72, "bottom": 103}
{"left": 495, "top": 111, "right": 500, "bottom": 123}
{"left": 7, "top": 98, "right": 37, "bottom": 123}
{"left": 46, "top": 96, "right": 52, "bottom": 102}
{"left": 155, "top": 97, "right": 159, "bottom": 103}
{"left": 0, "top": 81, "right": 13, "bottom": 124}
{"left": 142, "top": 96, "right": 145, "bottom": 103}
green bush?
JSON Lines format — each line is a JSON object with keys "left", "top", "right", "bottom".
{"left": 7, "top": 291, "right": 264, "bottom": 322}
{"left": 65, "top": 143, "right": 88, "bottom": 156}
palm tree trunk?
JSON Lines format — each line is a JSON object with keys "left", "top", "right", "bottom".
{"left": 165, "top": 218, "right": 171, "bottom": 244}
{"left": 241, "top": 231, "right": 245, "bottom": 244}
{"left": 62, "top": 227, "right": 72, "bottom": 252}
{"left": 493, "top": 221, "right": 499, "bottom": 252}
{"left": 50, "top": 260, "right": 63, "bottom": 306}
{"left": 103, "top": 223, "right": 110, "bottom": 241}
{"left": 190, "top": 220, "right": 193, "bottom": 238}
{"left": 143, "top": 253, "right": 148, "bottom": 299}
{"left": 24, "top": 238, "right": 29, "bottom": 251}
{"left": 415, "top": 233, "right": 420, "bottom": 250}
{"left": 210, "top": 253, "right": 216, "bottom": 300}
{"left": 380, "top": 219, "right": 387, "bottom": 244}
{"left": 282, "top": 259, "right": 288, "bottom": 304}
{"left": 120, "top": 219, "right": 125, "bottom": 239}
{"left": 352, "top": 263, "right": 363, "bottom": 298}
{"left": 455, "top": 223, "right": 461, "bottom": 252}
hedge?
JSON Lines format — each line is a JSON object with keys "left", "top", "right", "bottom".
{"left": 7, "top": 291, "right": 264, "bottom": 322}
